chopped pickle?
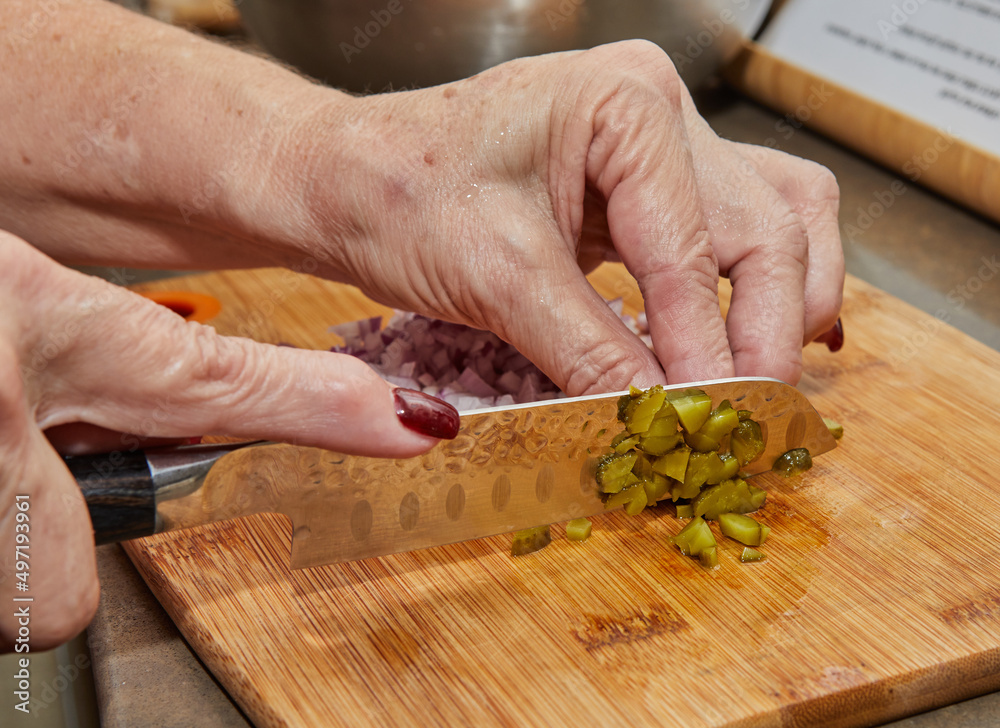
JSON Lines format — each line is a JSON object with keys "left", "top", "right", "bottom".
{"left": 611, "top": 432, "right": 641, "bottom": 454}
{"left": 605, "top": 483, "right": 643, "bottom": 510}
{"left": 671, "top": 516, "right": 716, "bottom": 557}
{"left": 511, "top": 526, "right": 551, "bottom": 556}
{"left": 566, "top": 518, "right": 592, "bottom": 542}
{"left": 625, "top": 386, "right": 668, "bottom": 434}
{"left": 685, "top": 403, "right": 741, "bottom": 452}
{"left": 597, "top": 452, "right": 639, "bottom": 493}
{"left": 718, "top": 453, "right": 740, "bottom": 481}
{"left": 643, "top": 473, "right": 671, "bottom": 504}
{"left": 823, "top": 417, "right": 844, "bottom": 440}
{"left": 652, "top": 445, "right": 691, "bottom": 482}
{"left": 772, "top": 448, "right": 813, "bottom": 478}
{"left": 740, "top": 547, "right": 766, "bottom": 563}
{"left": 623, "top": 486, "right": 649, "bottom": 516}
{"left": 645, "top": 410, "right": 679, "bottom": 438}
{"left": 699, "top": 546, "right": 719, "bottom": 568}
{"left": 731, "top": 419, "right": 765, "bottom": 466}
{"left": 638, "top": 433, "right": 682, "bottom": 457}
{"left": 718, "top": 513, "right": 771, "bottom": 546}
{"left": 670, "top": 392, "right": 714, "bottom": 433}
{"left": 598, "top": 384, "right": 787, "bottom": 569}
{"left": 693, "top": 478, "right": 766, "bottom": 520}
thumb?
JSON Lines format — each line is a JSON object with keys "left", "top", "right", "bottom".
{"left": 31, "top": 271, "right": 458, "bottom": 458}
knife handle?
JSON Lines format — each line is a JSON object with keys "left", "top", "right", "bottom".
{"left": 64, "top": 451, "right": 156, "bottom": 545}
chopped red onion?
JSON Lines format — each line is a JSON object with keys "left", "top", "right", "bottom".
{"left": 329, "top": 299, "right": 648, "bottom": 411}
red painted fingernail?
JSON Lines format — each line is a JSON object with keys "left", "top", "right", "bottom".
{"left": 817, "top": 318, "right": 844, "bottom": 352}
{"left": 394, "top": 388, "right": 460, "bottom": 440}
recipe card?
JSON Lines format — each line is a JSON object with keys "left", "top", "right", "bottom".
{"left": 759, "top": 0, "right": 1000, "bottom": 157}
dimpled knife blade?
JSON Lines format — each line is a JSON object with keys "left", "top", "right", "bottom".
{"left": 135, "top": 377, "right": 835, "bottom": 568}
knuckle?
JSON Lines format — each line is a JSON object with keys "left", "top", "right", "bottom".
{"left": 562, "top": 339, "right": 651, "bottom": 396}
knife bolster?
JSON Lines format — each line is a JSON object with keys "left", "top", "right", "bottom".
{"left": 66, "top": 450, "right": 157, "bottom": 545}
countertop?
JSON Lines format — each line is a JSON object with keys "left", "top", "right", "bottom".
{"left": 85, "top": 84, "right": 1000, "bottom": 728}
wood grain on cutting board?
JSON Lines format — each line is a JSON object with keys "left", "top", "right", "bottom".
{"left": 123, "top": 265, "right": 1000, "bottom": 728}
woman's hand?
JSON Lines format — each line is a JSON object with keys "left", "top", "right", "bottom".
{"left": 287, "top": 40, "right": 844, "bottom": 393}
{"left": 0, "top": 232, "right": 457, "bottom": 650}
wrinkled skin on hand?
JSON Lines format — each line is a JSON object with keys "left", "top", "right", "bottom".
{"left": 287, "top": 40, "right": 843, "bottom": 395}
{"left": 0, "top": 32, "right": 843, "bottom": 651}
{"left": 0, "top": 234, "right": 448, "bottom": 650}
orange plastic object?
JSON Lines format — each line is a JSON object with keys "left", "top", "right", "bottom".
{"left": 140, "top": 290, "right": 222, "bottom": 323}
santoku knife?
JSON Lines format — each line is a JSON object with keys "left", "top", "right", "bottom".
{"left": 66, "top": 377, "right": 836, "bottom": 568}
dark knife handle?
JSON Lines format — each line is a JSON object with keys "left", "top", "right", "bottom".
{"left": 65, "top": 451, "right": 156, "bottom": 545}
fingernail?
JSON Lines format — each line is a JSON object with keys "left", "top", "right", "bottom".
{"left": 394, "top": 388, "right": 460, "bottom": 440}
{"left": 817, "top": 317, "right": 844, "bottom": 352}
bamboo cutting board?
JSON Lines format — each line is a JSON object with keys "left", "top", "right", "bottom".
{"left": 122, "top": 265, "right": 1000, "bottom": 728}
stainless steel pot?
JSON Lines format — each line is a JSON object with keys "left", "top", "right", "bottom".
{"left": 238, "top": 0, "right": 772, "bottom": 93}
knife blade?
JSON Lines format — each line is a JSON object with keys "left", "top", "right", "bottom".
{"left": 67, "top": 377, "right": 835, "bottom": 567}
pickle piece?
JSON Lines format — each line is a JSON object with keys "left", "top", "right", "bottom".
{"left": 623, "top": 486, "right": 649, "bottom": 516}
{"left": 693, "top": 404, "right": 741, "bottom": 444}
{"left": 693, "top": 478, "right": 767, "bottom": 520}
{"left": 772, "top": 448, "right": 813, "bottom": 478}
{"left": 643, "top": 473, "right": 671, "bottom": 504}
{"left": 605, "top": 483, "right": 643, "bottom": 510}
{"left": 718, "top": 453, "right": 740, "bottom": 481}
{"left": 670, "top": 391, "right": 713, "bottom": 433}
{"left": 699, "top": 545, "right": 719, "bottom": 568}
{"left": 645, "top": 408, "right": 679, "bottom": 437}
{"left": 823, "top": 417, "right": 844, "bottom": 440}
{"left": 511, "top": 526, "right": 551, "bottom": 556}
{"left": 597, "top": 452, "right": 639, "bottom": 493}
{"left": 731, "top": 419, "right": 766, "bottom": 466}
{"left": 566, "top": 518, "right": 592, "bottom": 542}
{"left": 611, "top": 432, "right": 641, "bottom": 454}
{"left": 639, "top": 433, "right": 682, "bottom": 457}
{"left": 625, "top": 386, "right": 668, "bottom": 434}
{"left": 740, "top": 547, "right": 766, "bottom": 563}
{"left": 684, "top": 430, "right": 721, "bottom": 453}
{"left": 683, "top": 451, "right": 725, "bottom": 492}
{"left": 671, "top": 516, "right": 716, "bottom": 557}
{"left": 675, "top": 503, "right": 694, "bottom": 519}
{"left": 718, "top": 513, "right": 771, "bottom": 546}
{"left": 652, "top": 445, "right": 691, "bottom": 482}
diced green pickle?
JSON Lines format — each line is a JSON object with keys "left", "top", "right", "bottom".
{"left": 693, "top": 478, "right": 767, "bottom": 520}
{"left": 511, "top": 526, "right": 551, "bottom": 556}
{"left": 718, "top": 453, "right": 740, "bottom": 481}
{"left": 623, "top": 486, "right": 648, "bottom": 516}
{"left": 823, "top": 417, "right": 844, "bottom": 440}
{"left": 718, "top": 512, "right": 771, "bottom": 546}
{"left": 740, "top": 547, "right": 766, "bottom": 563}
{"left": 643, "top": 473, "right": 671, "bottom": 504}
{"left": 670, "top": 392, "right": 714, "bottom": 433}
{"left": 731, "top": 419, "right": 766, "bottom": 466}
{"left": 639, "top": 433, "right": 682, "bottom": 457}
{"left": 597, "top": 452, "right": 639, "bottom": 493}
{"left": 652, "top": 445, "right": 691, "bottom": 482}
{"left": 699, "top": 546, "right": 719, "bottom": 568}
{"left": 566, "top": 518, "right": 592, "bottom": 542}
{"left": 772, "top": 448, "right": 813, "bottom": 478}
{"left": 626, "top": 386, "right": 668, "bottom": 434}
{"left": 605, "top": 483, "right": 643, "bottom": 509}
{"left": 671, "top": 516, "right": 716, "bottom": 557}
{"left": 675, "top": 503, "right": 694, "bottom": 519}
